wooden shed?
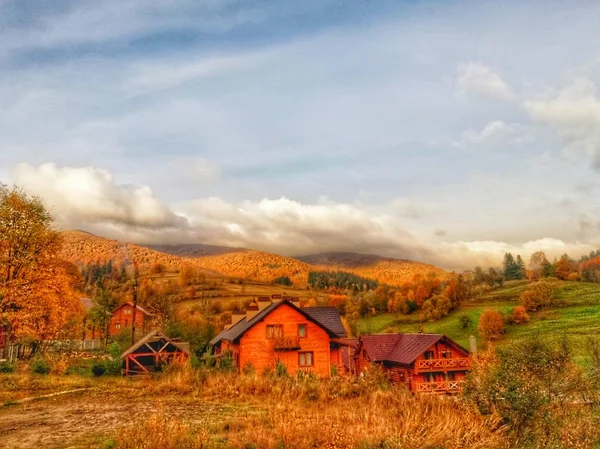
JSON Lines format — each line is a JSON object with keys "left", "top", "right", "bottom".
{"left": 120, "top": 330, "right": 190, "bottom": 376}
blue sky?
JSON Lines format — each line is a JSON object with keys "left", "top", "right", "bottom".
{"left": 3, "top": 0, "right": 600, "bottom": 269}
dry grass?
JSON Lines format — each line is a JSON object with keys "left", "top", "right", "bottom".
{"left": 103, "top": 364, "right": 507, "bottom": 449}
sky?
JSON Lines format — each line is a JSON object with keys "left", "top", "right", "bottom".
{"left": 3, "top": 0, "right": 600, "bottom": 270}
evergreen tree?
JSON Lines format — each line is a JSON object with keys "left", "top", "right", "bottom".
{"left": 515, "top": 255, "right": 526, "bottom": 279}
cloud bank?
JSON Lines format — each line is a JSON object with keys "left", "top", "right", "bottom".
{"left": 11, "top": 163, "right": 598, "bottom": 271}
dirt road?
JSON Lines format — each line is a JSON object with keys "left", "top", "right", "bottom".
{"left": 0, "top": 391, "right": 233, "bottom": 449}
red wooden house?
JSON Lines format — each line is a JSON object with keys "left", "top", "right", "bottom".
{"left": 210, "top": 297, "right": 347, "bottom": 376}
{"left": 108, "top": 302, "right": 156, "bottom": 337}
{"left": 349, "top": 333, "right": 471, "bottom": 393}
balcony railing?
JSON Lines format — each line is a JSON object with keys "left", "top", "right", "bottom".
{"left": 415, "top": 358, "right": 471, "bottom": 372}
{"left": 415, "top": 380, "right": 465, "bottom": 393}
{"left": 273, "top": 336, "right": 301, "bottom": 351}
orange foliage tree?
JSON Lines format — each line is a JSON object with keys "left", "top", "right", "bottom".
{"left": 510, "top": 306, "right": 529, "bottom": 324}
{"left": 0, "top": 186, "right": 81, "bottom": 355}
{"left": 478, "top": 309, "right": 504, "bottom": 340}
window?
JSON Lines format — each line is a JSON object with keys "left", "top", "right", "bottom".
{"left": 424, "top": 351, "right": 434, "bottom": 360}
{"left": 298, "top": 324, "right": 307, "bottom": 338}
{"left": 446, "top": 372, "right": 456, "bottom": 381}
{"left": 299, "top": 352, "right": 314, "bottom": 367}
{"left": 124, "top": 309, "right": 131, "bottom": 315}
{"left": 441, "top": 350, "right": 452, "bottom": 359}
{"left": 266, "top": 325, "right": 283, "bottom": 339}
{"left": 115, "top": 323, "right": 121, "bottom": 330}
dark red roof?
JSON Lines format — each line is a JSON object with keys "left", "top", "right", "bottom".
{"left": 360, "top": 333, "right": 459, "bottom": 365}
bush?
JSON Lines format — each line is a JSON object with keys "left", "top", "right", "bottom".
{"left": 92, "top": 363, "right": 107, "bottom": 377}
{"left": 0, "top": 361, "right": 14, "bottom": 373}
{"left": 30, "top": 355, "right": 50, "bottom": 375}
{"left": 478, "top": 309, "right": 504, "bottom": 341}
{"left": 519, "top": 278, "right": 560, "bottom": 312}
{"left": 510, "top": 306, "right": 529, "bottom": 324}
{"left": 464, "top": 336, "right": 595, "bottom": 446}
{"left": 459, "top": 313, "right": 473, "bottom": 329}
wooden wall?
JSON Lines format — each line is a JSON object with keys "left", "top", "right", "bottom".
{"left": 238, "top": 303, "right": 332, "bottom": 377}
{"left": 108, "top": 304, "right": 149, "bottom": 336}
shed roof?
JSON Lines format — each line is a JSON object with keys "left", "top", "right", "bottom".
{"left": 210, "top": 301, "right": 346, "bottom": 346}
{"left": 120, "top": 330, "right": 190, "bottom": 359}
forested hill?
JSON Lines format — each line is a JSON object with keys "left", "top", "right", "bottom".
{"left": 296, "top": 252, "right": 447, "bottom": 286}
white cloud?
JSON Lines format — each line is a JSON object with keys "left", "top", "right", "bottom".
{"left": 525, "top": 77, "right": 600, "bottom": 168}
{"left": 10, "top": 163, "right": 600, "bottom": 271}
{"left": 458, "top": 120, "right": 530, "bottom": 147}
{"left": 457, "top": 62, "right": 514, "bottom": 101}
{"left": 13, "top": 163, "right": 187, "bottom": 229}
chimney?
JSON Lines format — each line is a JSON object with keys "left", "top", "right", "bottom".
{"left": 257, "top": 297, "right": 271, "bottom": 311}
{"left": 231, "top": 313, "right": 245, "bottom": 327}
{"left": 246, "top": 304, "right": 259, "bottom": 321}
{"left": 292, "top": 297, "right": 301, "bottom": 308}
{"left": 469, "top": 335, "right": 477, "bottom": 354}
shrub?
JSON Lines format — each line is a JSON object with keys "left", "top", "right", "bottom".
{"left": 92, "top": 363, "right": 107, "bottom": 377}
{"left": 0, "top": 361, "right": 14, "bottom": 373}
{"left": 459, "top": 313, "right": 473, "bottom": 329}
{"left": 464, "top": 336, "right": 595, "bottom": 446}
{"left": 519, "top": 278, "right": 560, "bottom": 312}
{"left": 511, "top": 306, "right": 529, "bottom": 324}
{"left": 478, "top": 309, "right": 504, "bottom": 340}
{"left": 30, "top": 355, "right": 50, "bottom": 375}
{"left": 567, "top": 271, "right": 581, "bottom": 281}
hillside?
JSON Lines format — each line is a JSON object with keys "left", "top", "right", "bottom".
{"left": 58, "top": 230, "right": 218, "bottom": 276}
{"left": 358, "top": 280, "right": 600, "bottom": 356}
{"left": 191, "top": 250, "right": 313, "bottom": 287}
{"left": 145, "top": 243, "right": 244, "bottom": 257}
{"left": 297, "top": 251, "right": 447, "bottom": 286}
{"left": 60, "top": 231, "right": 448, "bottom": 288}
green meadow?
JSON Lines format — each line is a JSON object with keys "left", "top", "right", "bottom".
{"left": 358, "top": 280, "right": 600, "bottom": 359}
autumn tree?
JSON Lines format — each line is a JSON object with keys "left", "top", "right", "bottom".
{"left": 529, "top": 251, "right": 550, "bottom": 280}
{"left": 422, "top": 295, "right": 452, "bottom": 321}
{"left": 478, "top": 309, "right": 504, "bottom": 340}
{"left": 519, "top": 279, "right": 560, "bottom": 312}
{"left": 0, "top": 185, "right": 81, "bottom": 356}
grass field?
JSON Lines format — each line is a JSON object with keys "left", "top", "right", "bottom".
{"left": 358, "top": 280, "right": 600, "bottom": 358}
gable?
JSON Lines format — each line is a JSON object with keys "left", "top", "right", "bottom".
{"left": 359, "top": 333, "right": 469, "bottom": 366}
{"left": 210, "top": 300, "right": 345, "bottom": 346}
{"left": 241, "top": 303, "right": 330, "bottom": 343}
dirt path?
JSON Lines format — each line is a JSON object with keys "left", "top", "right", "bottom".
{"left": 0, "top": 391, "right": 235, "bottom": 449}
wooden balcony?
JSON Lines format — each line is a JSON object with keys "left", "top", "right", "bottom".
{"left": 273, "top": 336, "right": 301, "bottom": 351}
{"left": 415, "top": 380, "right": 465, "bottom": 393}
{"left": 415, "top": 358, "right": 471, "bottom": 373}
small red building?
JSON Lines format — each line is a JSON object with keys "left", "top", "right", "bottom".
{"left": 210, "top": 297, "right": 347, "bottom": 377}
{"left": 348, "top": 333, "right": 471, "bottom": 393}
{"left": 108, "top": 302, "right": 155, "bottom": 337}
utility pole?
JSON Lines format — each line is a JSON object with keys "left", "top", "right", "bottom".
{"left": 131, "top": 277, "right": 138, "bottom": 345}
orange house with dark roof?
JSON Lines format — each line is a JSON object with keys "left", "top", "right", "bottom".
{"left": 108, "top": 302, "right": 156, "bottom": 337}
{"left": 210, "top": 297, "right": 347, "bottom": 376}
{"left": 350, "top": 333, "right": 471, "bottom": 393}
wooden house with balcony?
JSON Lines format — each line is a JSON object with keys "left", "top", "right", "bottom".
{"left": 210, "top": 296, "right": 347, "bottom": 376}
{"left": 351, "top": 333, "right": 471, "bottom": 393}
